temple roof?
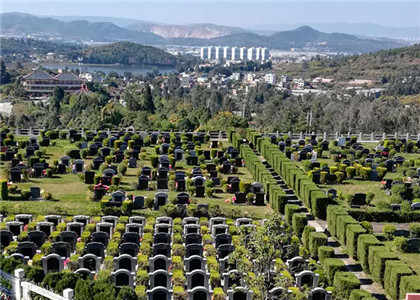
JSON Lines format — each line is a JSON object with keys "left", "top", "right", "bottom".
{"left": 54, "top": 72, "right": 81, "bottom": 81}
{"left": 23, "top": 69, "right": 54, "bottom": 80}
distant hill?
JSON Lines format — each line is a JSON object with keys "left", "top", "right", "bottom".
{"left": 168, "top": 26, "right": 407, "bottom": 53}
{"left": 281, "top": 43, "right": 420, "bottom": 82}
{"left": 0, "top": 12, "right": 409, "bottom": 53}
{"left": 81, "top": 42, "right": 177, "bottom": 66}
{"left": 0, "top": 12, "right": 165, "bottom": 45}
{"left": 0, "top": 38, "right": 178, "bottom": 66}
{"left": 127, "top": 22, "right": 246, "bottom": 39}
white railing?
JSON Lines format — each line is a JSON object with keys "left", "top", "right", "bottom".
{"left": 12, "top": 269, "right": 74, "bottom": 300}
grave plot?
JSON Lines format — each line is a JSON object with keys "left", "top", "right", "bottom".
{"left": 0, "top": 130, "right": 271, "bottom": 218}
{"left": 1, "top": 212, "right": 348, "bottom": 300}
{"left": 233, "top": 130, "right": 420, "bottom": 300}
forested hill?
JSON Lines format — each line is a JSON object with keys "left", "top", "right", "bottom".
{"left": 81, "top": 42, "right": 177, "bottom": 66}
{"left": 282, "top": 43, "right": 420, "bottom": 81}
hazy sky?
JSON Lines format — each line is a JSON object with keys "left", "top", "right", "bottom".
{"left": 1, "top": 0, "right": 419, "bottom": 27}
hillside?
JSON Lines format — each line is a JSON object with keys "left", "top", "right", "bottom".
{"left": 280, "top": 43, "right": 420, "bottom": 84}
{"left": 0, "top": 13, "right": 408, "bottom": 54}
{"left": 0, "top": 12, "right": 165, "bottom": 44}
{"left": 168, "top": 26, "right": 406, "bottom": 53}
{"left": 127, "top": 22, "right": 245, "bottom": 39}
{"left": 81, "top": 42, "right": 178, "bottom": 66}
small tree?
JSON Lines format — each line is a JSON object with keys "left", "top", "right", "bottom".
{"left": 117, "top": 286, "right": 138, "bottom": 300}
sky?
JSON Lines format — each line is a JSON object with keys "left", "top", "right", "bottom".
{"left": 1, "top": 0, "right": 420, "bottom": 28}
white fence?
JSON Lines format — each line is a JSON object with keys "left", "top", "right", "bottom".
{"left": 11, "top": 269, "right": 74, "bottom": 300}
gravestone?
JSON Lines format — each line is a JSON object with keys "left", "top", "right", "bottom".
{"left": 113, "top": 254, "right": 137, "bottom": 272}
{"left": 102, "top": 215, "right": 119, "bottom": 227}
{"left": 30, "top": 187, "right": 42, "bottom": 200}
{"left": 17, "top": 241, "right": 37, "bottom": 258}
{"left": 10, "top": 167, "right": 21, "bottom": 182}
{"left": 128, "top": 158, "right": 137, "bottom": 168}
{"left": 42, "top": 254, "right": 64, "bottom": 274}
{"left": 96, "top": 222, "right": 113, "bottom": 237}
{"left": 157, "top": 178, "right": 169, "bottom": 190}
{"left": 15, "top": 214, "right": 32, "bottom": 225}
{"left": 185, "top": 233, "right": 202, "bottom": 246}
{"left": 184, "top": 224, "right": 200, "bottom": 235}
{"left": 58, "top": 231, "right": 77, "bottom": 250}
{"left": 149, "top": 270, "right": 170, "bottom": 288}
{"left": 149, "top": 255, "right": 171, "bottom": 272}
{"left": 296, "top": 270, "right": 319, "bottom": 288}
{"left": 119, "top": 242, "right": 139, "bottom": 257}
{"left": 91, "top": 232, "right": 109, "bottom": 247}
{"left": 51, "top": 242, "right": 71, "bottom": 258}
{"left": 309, "top": 288, "right": 332, "bottom": 300}
{"left": 122, "top": 232, "right": 140, "bottom": 244}
{"left": 73, "top": 215, "right": 90, "bottom": 226}
{"left": 133, "top": 196, "right": 145, "bottom": 210}
{"left": 137, "top": 175, "right": 149, "bottom": 190}
{"left": 146, "top": 287, "right": 171, "bottom": 300}
{"left": 78, "top": 254, "right": 101, "bottom": 272}
{"left": 129, "top": 216, "right": 145, "bottom": 225}
{"left": 286, "top": 257, "right": 307, "bottom": 275}
{"left": 0, "top": 230, "right": 13, "bottom": 248}
{"left": 185, "top": 255, "right": 206, "bottom": 272}
{"left": 188, "top": 287, "right": 211, "bottom": 300}
{"left": 186, "top": 244, "right": 203, "bottom": 258}
{"left": 84, "top": 171, "right": 95, "bottom": 184}
{"left": 85, "top": 242, "right": 105, "bottom": 258}
{"left": 186, "top": 269, "right": 209, "bottom": 289}
{"left": 36, "top": 222, "right": 54, "bottom": 236}
{"left": 45, "top": 215, "right": 61, "bottom": 226}
{"left": 154, "top": 193, "right": 168, "bottom": 210}
{"left": 67, "top": 222, "right": 84, "bottom": 237}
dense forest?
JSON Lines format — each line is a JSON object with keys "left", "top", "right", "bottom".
{"left": 81, "top": 42, "right": 178, "bottom": 66}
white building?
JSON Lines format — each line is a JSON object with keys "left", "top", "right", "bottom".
{"left": 231, "top": 47, "right": 240, "bottom": 61}
{"left": 200, "top": 47, "right": 208, "bottom": 60}
{"left": 215, "top": 46, "right": 222, "bottom": 61}
{"left": 255, "top": 48, "right": 261, "bottom": 61}
{"left": 240, "top": 47, "right": 247, "bottom": 61}
{"left": 260, "top": 48, "right": 268, "bottom": 61}
{"left": 208, "top": 46, "right": 216, "bottom": 60}
{"left": 223, "top": 47, "right": 231, "bottom": 60}
{"left": 247, "top": 47, "right": 256, "bottom": 61}
{"left": 265, "top": 73, "right": 276, "bottom": 85}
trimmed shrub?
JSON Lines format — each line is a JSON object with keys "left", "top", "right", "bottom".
{"left": 292, "top": 213, "right": 307, "bottom": 236}
{"left": 357, "top": 234, "right": 382, "bottom": 272}
{"left": 318, "top": 246, "right": 335, "bottom": 264}
{"left": 400, "top": 275, "right": 420, "bottom": 299}
{"left": 336, "top": 215, "right": 358, "bottom": 246}
{"left": 327, "top": 206, "right": 348, "bottom": 238}
{"left": 384, "top": 260, "right": 413, "bottom": 300}
{"left": 324, "top": 258, "right": 346, "bottom": 285}
{"left": 1, "top": 180, "right": 8, "bottom": 200}
{"left": 285, "top": 204, "right": 301, "bottom": 225}
{"left": 346, "top": 224, "right": 367, "bottom": 259}
{"left": 309, "top": 232, "right": 328, "bottom": 259}
{"left": 349, "top": 289, "right": 371, "bottom": 300}
{"left": 311, "top": 192, "right": 330, "bottom": 220}
{"left": 369, "top": 247, "right": 399, "bottom": 285}
{"left": 302, "top": 226, "right": 316, "bottom": 250}
{"left": 334, "top": 272, "right": 360, "bottom": 300}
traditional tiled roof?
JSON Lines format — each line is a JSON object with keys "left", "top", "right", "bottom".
{"left": 23, "top": 69, "right": 54, "bottom": 80}
{"left": 54, "top": 72, "right": 81, "bottom": 81}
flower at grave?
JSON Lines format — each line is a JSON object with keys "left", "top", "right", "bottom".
{"left": 63, "top": 258, "right": 70, "bottom": 266}
{"left": 23, "top": 224, "right": 28, "bottom": 232}
{"left": 381, "top": 180, "right": 386, "bottom": 185}
{"left": 232, "top": 196, "right": 236, "bottom": 203}
{"left": 169, "top": 164, "right": 172, "bottom": 169}
{"left": 224, "top": 198, "right": 231, "bottom": 204}
{"left": 77, "top": 237, "right": 81, "bottom": 242}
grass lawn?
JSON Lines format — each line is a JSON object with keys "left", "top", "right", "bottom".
{"left": 0, "top": 138, "right": 273, "bottom": 218}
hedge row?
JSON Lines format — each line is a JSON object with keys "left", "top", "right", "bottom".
{"left": 327, "top": 208, "right": 419, "bottom": 300}
{"left": 249, "top": 133, "right": 331, "bottom": 220}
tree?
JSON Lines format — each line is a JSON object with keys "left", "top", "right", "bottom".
{"left": 143, "top": 85, "right": 155, "bottom": 113}
{"left": 74, "top": 279, "right": 93, "bottom": 300}
{"left": 116, "top": 286, "right": 138, "bottom": 300}
{"left": 0, "top": 60, "right": 11, "bottom": 84}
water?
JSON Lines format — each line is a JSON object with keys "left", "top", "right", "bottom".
{"left": 42, "top": 63, "right": 176, "bottom": 76}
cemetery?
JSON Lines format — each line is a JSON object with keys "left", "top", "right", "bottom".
{"left": 0, "top": 128, "right": 419, "bottom": 299}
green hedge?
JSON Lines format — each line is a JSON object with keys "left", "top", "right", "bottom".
{"left": 309, "top": 232, "right": 328, "bottom": 259}
{"left": 356, "top": 234, "right": 382, "bottom": 272}
{"left": 302, "top": 226, "right": 316, "bottom": 250}
{"left": 285, "top": 204, "right": 302, "bottom": 225}
{"left": 336, "top": 215, "right": 358, "bottom": 246}
{"left": 327, "top": 205, "right": 348, "bottom": 238}
{"left": 324, "top": 258, "right": 346, "bottom": 285}
{"left": 368, "top": 246, "right": 399, "bottom": 284}
{"left": 334, "top": 271, "right": 361, "bottom": 300}
{"left": 346, "top": 224, "right": 367, "bottom": 259}
{"left": 400, "top": 275, "right": 420, "bottom": 299}
{"left": 349, "top": 289, "right": 372, "bottom": 300}
{"left": 292, "top": 213, "right": 307, "bottom": 236}
{"left": 384, "top": 260, "right": 413, "bottom": 300}
{"left": 318, "top": 246, "right": 335, "bottom": 264}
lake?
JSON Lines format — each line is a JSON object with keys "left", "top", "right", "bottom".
{"left": 42, "top": 63, "right": 176, "bottom": 76}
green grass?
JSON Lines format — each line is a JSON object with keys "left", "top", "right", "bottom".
{"left": 0, "top": 138, "right": 273, "bottom": 218}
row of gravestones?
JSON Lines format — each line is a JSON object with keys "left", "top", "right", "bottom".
{"left": 1, "top": 214, "right": 337, "bottom": 300}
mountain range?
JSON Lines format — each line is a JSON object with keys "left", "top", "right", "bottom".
{"left": 0, "top": 12, "right": 410, "bottom": 53}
